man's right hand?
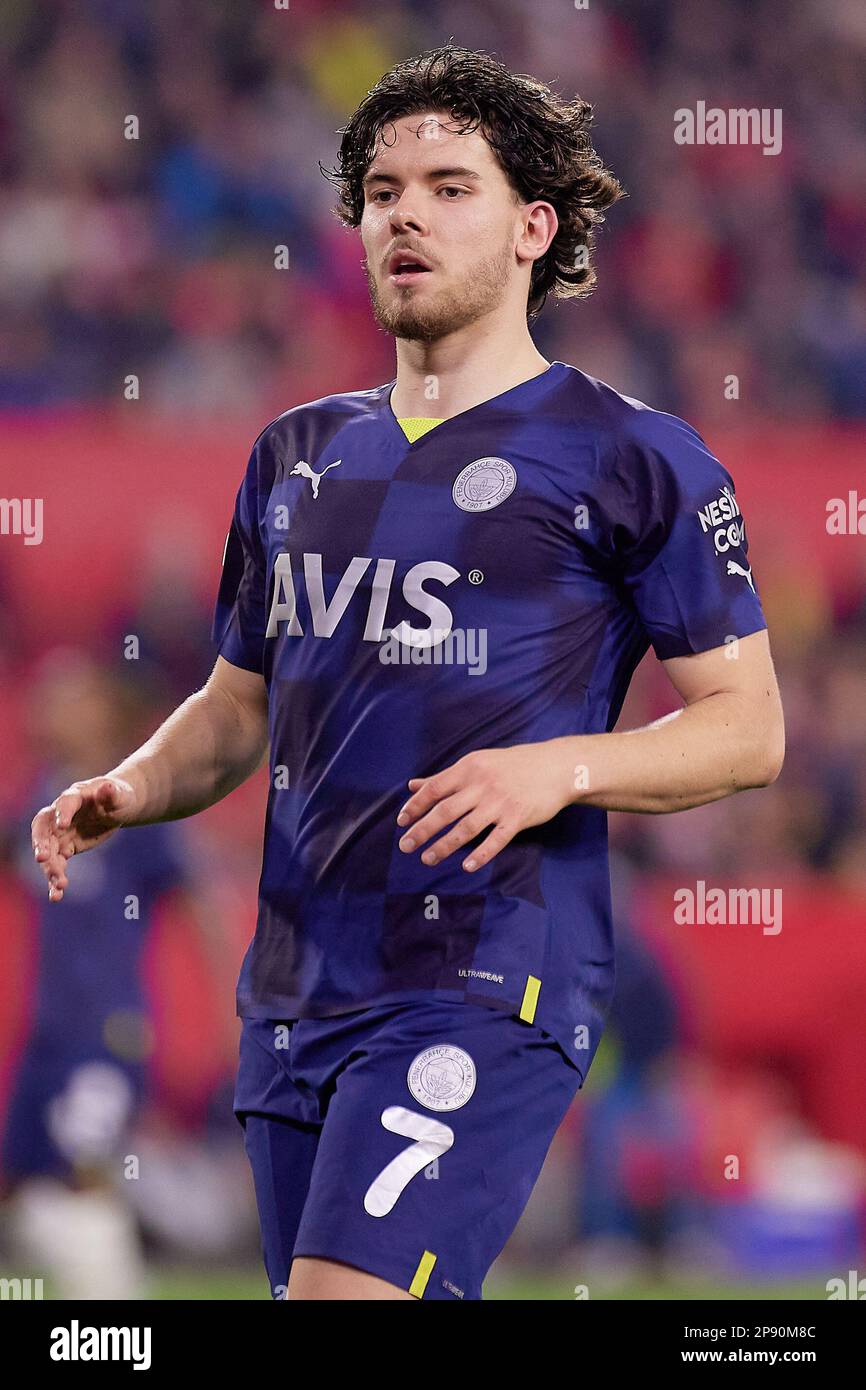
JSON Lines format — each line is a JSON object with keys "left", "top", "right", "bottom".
{"left": 30, "top": 777, "right": 139, "bottom": 903}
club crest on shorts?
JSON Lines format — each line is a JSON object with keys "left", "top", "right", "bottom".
{"left": 407, "top": 1044, "right": 477, "bottom": 1112}
{"left": 452, "top": 458, "right": 517, "bottom": 512}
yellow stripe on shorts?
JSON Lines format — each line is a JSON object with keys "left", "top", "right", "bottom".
{"left": 409, "top": 1249, "right": 437, "bottom": 1299}
{"left": 519, "top": 974, "right": 541, "bottom": 1023}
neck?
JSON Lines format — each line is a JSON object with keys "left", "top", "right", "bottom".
{"left": 389, "top": 310, "right": 549, "bottom": 420}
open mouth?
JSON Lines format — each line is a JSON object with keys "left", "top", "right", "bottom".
{"left": 387, "top": 253, "right": 433, "bottom": 285}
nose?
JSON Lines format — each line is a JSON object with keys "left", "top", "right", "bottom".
{"left": 388, "top": 200, "right": 426, "bottom": 236}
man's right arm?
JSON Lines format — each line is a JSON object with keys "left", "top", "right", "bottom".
{"left": 31, "top": 656, "right": 268, "bottom": 902}
{"left": 110, "top": 656, "right": 269, "bottom": 824}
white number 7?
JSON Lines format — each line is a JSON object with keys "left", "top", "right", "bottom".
{"left": 363, "top": 1106, "right": 455, "bottom": 1217}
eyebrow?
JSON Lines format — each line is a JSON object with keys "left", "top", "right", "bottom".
{"left": 362, "top": 166, "right": 483, "bottom": 188}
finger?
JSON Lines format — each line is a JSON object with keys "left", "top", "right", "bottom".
{"left": 48, "top": 823, "right": 76, "bottom": 867}
{"left": 45, "top": 852, "right": 71, "bottom": 899}
{"left": 461, "top": 821, "right": 516, "bottom": 872}
{"left": 53, "top": 788, "right": 83, "bottom": 831}
{"left": 32, "top": 807, "right": 58, "bottom": 861}
{"left": 48, "top": 863, "right": 70, "bottom": 894}
{"left": 397, "top": 788, "right": 478, "bottom": 854}
{"left": 397, "top": 766, "right": 464, "bottom": 827}
{"left": 47, "top": 874, "right": 67, "bottom": 902}
{"left": 44, "top": 851, "right": 71, "bottom": 892}
{"left": 418, "top": 808, "right": 500, "bottom": 866}
{"left": 45, "top": 847, "right": 68, "bottom": 882}
{"left": 33, "top": 822, "right": 68, "bottom": 882}
{"left": 32, "top": 807, "right": 74, "bottom": 897}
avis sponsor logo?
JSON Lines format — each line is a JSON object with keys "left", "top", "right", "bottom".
{"left": 266, "top": 551, "right": 459, "bottom": 649}
{"left": 50, "top": 1321, "right": 151, "bottom": 1370}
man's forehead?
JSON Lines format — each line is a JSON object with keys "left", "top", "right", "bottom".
{"left": 367, "top": 111, "right": 492, "bottom": 169}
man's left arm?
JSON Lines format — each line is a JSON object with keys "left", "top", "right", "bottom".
{"left": 395, "top": 629, "right": 784, "bottom": 870}
{"left": 560, "top": 626, "right": 784, "bottom": 812}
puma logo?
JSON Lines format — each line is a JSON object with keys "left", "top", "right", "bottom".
{"left": 726, "top": 559, "right": 755, "bottom": 593}
{"left": 290, "top": 458, "right": 341, "bottom": 499}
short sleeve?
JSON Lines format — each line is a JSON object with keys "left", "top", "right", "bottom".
{"left": 600, "top": 410, "right": 767, "bottom": 660}
{"left": 210, "top": 438, "right": 268, "bottom": 673}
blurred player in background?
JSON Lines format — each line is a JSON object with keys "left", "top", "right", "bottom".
{"left": 29, "top": 47, "right": 784, "bottom": 1300}
{"left": 3, "top": 652, "right": 200, "bottom": 1298}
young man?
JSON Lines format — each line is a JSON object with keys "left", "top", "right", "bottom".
{"left": 30, "top": 47, "right": 784, "bottom": 1301}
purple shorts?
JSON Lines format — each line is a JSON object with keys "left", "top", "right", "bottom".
{"left": 234, "top": 997, "right": 583, "bottom": 1300}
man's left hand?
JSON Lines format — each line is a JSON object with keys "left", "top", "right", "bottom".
{"left": 396, "top": 741, "right": 575, "bottom": 872}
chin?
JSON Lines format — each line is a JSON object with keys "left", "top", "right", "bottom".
{"left": 375, "top": 296, "right": 444, "bottom": 341}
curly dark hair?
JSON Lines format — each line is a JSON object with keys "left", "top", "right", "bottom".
{"left": 321, "top": 45, "right": 625, "bottom": 318}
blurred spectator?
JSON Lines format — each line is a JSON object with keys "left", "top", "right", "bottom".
{"left": 0, "top": 0, "right": 864, "bottom": 419}
{"left": 0, "top": 650, "right": 235, "bottom": 1296}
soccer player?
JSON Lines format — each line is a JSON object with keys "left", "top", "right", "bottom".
{"left": 30, "top": 47, "right": 784, "bottom": 1301}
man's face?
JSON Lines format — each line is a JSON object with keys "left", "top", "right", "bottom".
{"left": 359, "top": 111, "right": 522, "bottom": 341}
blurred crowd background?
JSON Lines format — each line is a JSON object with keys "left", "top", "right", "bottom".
{"left": 0, "top": 0, "right": 865, "bottom": 1299}
{"left": 1, "top": 0, "right": 866, "bottom": 422}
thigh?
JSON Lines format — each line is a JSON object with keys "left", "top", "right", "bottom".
{"left": 291, "top": 1001, "right": 582, "bottom": 1300}
{"left": 287, "top": 1255, "right": 414, "bottom": 1300}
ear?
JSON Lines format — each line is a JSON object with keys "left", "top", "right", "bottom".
{"left": 515, "top": 201, "right": 559, "bottom": 266}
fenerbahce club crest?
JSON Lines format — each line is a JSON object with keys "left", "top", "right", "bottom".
{"left": 407, "top": 1045, "right": 477, "bottom": 1112}
{"left": 452, "top": 457, "right": 517, "bottom": 512}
